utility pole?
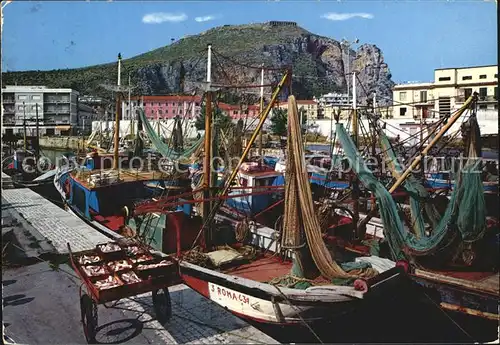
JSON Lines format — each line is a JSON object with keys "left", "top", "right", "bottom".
{"left": 340, "top": 38, "right": 359, "bottom": 105}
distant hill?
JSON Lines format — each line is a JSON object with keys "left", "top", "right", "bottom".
{"left": 1, "top": 22, "right": 394, "bottom": 104}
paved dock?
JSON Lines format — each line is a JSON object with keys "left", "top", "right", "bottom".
{"left": 2, "top": 186, "right": 278, "bottom": 344}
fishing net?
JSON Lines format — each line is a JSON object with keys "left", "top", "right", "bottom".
{"left": 335, "top": 119, "right": 486, "bottom": 260}
{"left": 280, "top": 96, "right": 378, "bottom": 280}
{"left": 137, "top": 108, "right": 204, "bottom": 159}
{"left": 379, "top": 133, "right": 441, "bottom": 237}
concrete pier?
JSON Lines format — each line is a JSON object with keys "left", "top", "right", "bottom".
{"left": 1, "top": 186, "right": 278, "bottom": 344}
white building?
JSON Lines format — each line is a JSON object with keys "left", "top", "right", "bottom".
{"left": 2, "top": 85, "right": 80, "bottom": 136}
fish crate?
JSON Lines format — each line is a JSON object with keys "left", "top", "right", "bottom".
{"left": 105, "top": 258, "right": 135, "bottom": 273}
{"left": 134, "top": 257, "right": 178, "bottom": 282}
{"left": 75, "top": 250, "right": 104, "bottom": 266}
{"left": 96, "top": 242, "right": 126, "bottom": 260}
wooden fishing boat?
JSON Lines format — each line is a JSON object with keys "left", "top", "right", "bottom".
{"left": 322, "top": 89, "right": 500, "bottom": 325}
{"left": 125, "top": 56, "right": 407, "bottom": 328}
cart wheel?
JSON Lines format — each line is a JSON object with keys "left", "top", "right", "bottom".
{"left": 152, "top": 288, "right": 172, "bottom": 325}
{"left": 80, "top": 293, "right": 98, "bottom": 343}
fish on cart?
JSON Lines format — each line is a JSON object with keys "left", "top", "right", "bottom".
{"left": 94, "top": 276, "right": 122, "bottom": 290}
{"left": 120, "top": 271, "right": 142, "bottom": 284}
{"left": 131, "top": 254, "right": 153, "bottom": 263}
{"left": 108, "top": 260, "right": 133, "bottom": 271}
{"left": 98, "top": 242, "right": 122, "bottom": 253}
{"left": 78, "top": 255, "right": 101, "bottom": 265}
{"left": 67, "top": 242, "right": 177, "bottom": 343}
{"left": 126, "top": 246, "right": 145, "bottom": 256}
{"left": 82, "top": 265, "right": 107, "bottom": 277}
{"left": 137, "top": 260, "right": 171, "bottom": 270}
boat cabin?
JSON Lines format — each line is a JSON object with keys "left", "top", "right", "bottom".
{"left": 225, "top": 162, "right": 284, "bottom": 215}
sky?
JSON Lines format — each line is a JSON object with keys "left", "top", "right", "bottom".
{"left": 1, "top": 0, "right": 497, "bottom": 83}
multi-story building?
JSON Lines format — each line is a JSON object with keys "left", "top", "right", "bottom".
{"left": 316, "top": 92, "right": 351, "bottom": 120}
{"left": 2, "top": 85, "right": 79, "bottom": 136}
{"left": 122, "top": 95, "right": 202, "bottom": 120}
{"left": 275, "top": 99, "right": 318, "bottom": 120}
{"left": 219, "top": 103, "right": 260, "bottom": 119}
{"left": 393, "top": 65, "right": 498, "bottom": 121}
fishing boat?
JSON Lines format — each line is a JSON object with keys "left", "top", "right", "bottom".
{"left": 323, "top": 88, "right": 499, "bottom": 326}
{"left": 54, "top": 54, "right": 194, "bottom": 237}
{"left": 125, "top": 52, "right": 406, "bottom": 328}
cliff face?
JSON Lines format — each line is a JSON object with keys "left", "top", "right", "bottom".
{"left": 2, "top": 22, "right": 394, "bottom": 105}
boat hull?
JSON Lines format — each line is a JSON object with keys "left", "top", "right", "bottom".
{"left": 178, "top": 261, "right": 360, "bottom": 325}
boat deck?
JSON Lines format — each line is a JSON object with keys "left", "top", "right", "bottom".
{"left": 223, "top": 255, "right": 293, "bottom": 283}
{"left": 71, "top": 169, "right": 178, "bottom": 189}
{"left": 414, "top": 269, "right": 500, "bottom": 295}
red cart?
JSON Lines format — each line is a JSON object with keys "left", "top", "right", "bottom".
{"left": 67, "top": 239, "right": 180, "bottom": 343}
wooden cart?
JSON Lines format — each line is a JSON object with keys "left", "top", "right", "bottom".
{"left": 68, "top": 240, "right": 180, "bottom": 343}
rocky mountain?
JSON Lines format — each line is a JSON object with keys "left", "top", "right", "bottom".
{"left": 2, "top": 22, "right": 394, "bottom": 105}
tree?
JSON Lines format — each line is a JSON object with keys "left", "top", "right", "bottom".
{"left": 269, "top": 108, "right": 307, "bottom": 137}
{"left": 269, "top": 108, "right": 288, "bottom": 137}
{"left": 194, "top": 104, "right": 233, "bottom": 131}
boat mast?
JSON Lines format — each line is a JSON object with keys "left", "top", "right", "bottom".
{"left": 129, "top": 74, "right": 133, "bottom": 137}
{"left": 113, "top": 53, "right": 122, "bottom": 170}
{"left": 357, "top": 93, "right": 478, "bottom": 228}
{"left": 352, "top": 71, "right": 361, "bottom": 239}
{"left": 203, "top": 44, "right": 213, "bottom": 249}
{"left": 258, "top": 64, "right": 264, "bottom": 161}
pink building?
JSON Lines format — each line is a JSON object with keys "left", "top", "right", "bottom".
{"left": 122, "top": 94, "right": 262, "bottom": 120}
{"left": 124, "top": 95, "right": 202, "bottom": 120}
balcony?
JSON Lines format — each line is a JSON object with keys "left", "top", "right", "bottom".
{"left": 457, "top": 95, "right": 497, "bottom": 103}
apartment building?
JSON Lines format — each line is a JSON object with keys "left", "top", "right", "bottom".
{"left": 393, "top": 65, "right": 498, "bottom": 121}
{"left": 2, "top": 85, "right": 79, "bottom": 136}
{"left": 316, "top": 92, "right": 351, "bottom": 120}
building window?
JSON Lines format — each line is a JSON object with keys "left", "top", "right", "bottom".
{"left": 399, "top": 107, "right": 407, "bottom": 116}
{"left": 495, "top": 74, "right": 498, "bottom": 79}
{"left": 463, "top": 88, "right": 473, "bottom": 100}
{"left": 462, "top": 76, "right": 472, "bottom": 81}
{"left": 438, "top": 77, "right": 451, "bottom": 82}
{"left": 479, "top": 87, "right": 487, "bottom": 99}
{"left": 18, "top": 95, "right": 27, "bottom": 100}
{"left": 399, "top": 92, "right": 407, "bottom": 102}
{"left": 31, "top": 95, "right": 41, "bottom": 101}
{"left": 178, "top": 102, "right": 182, "bottom": 106}
{"left": 479, "top": 75, "right": 487, "bottom": 79}
{"left": 17, "top": 105, "right": 25, "bottom": 110}
{"left": 158, "top": 110, "right": 162, "bottom": 114}
{"left": 420, "top": 91, "right": 427, "bottom": 102}
{"left": 165, "top": 110, "right": 168, "bottom": 114}
{"left": 494, "top": 87, "right": 498, "bottom": 100}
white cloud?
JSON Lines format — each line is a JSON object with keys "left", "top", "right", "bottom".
{"left": 194, "top": 15, "right": 218, "bottom": 23}
{"left": 321, "top": 12, "right": 374, "bottom": 21}
{"left": 142, "top": 12, "right": 187, "bottom": 24}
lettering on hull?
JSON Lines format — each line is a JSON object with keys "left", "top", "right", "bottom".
{"left": 208, "top": 282, "right": 278, "bottom": 322}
